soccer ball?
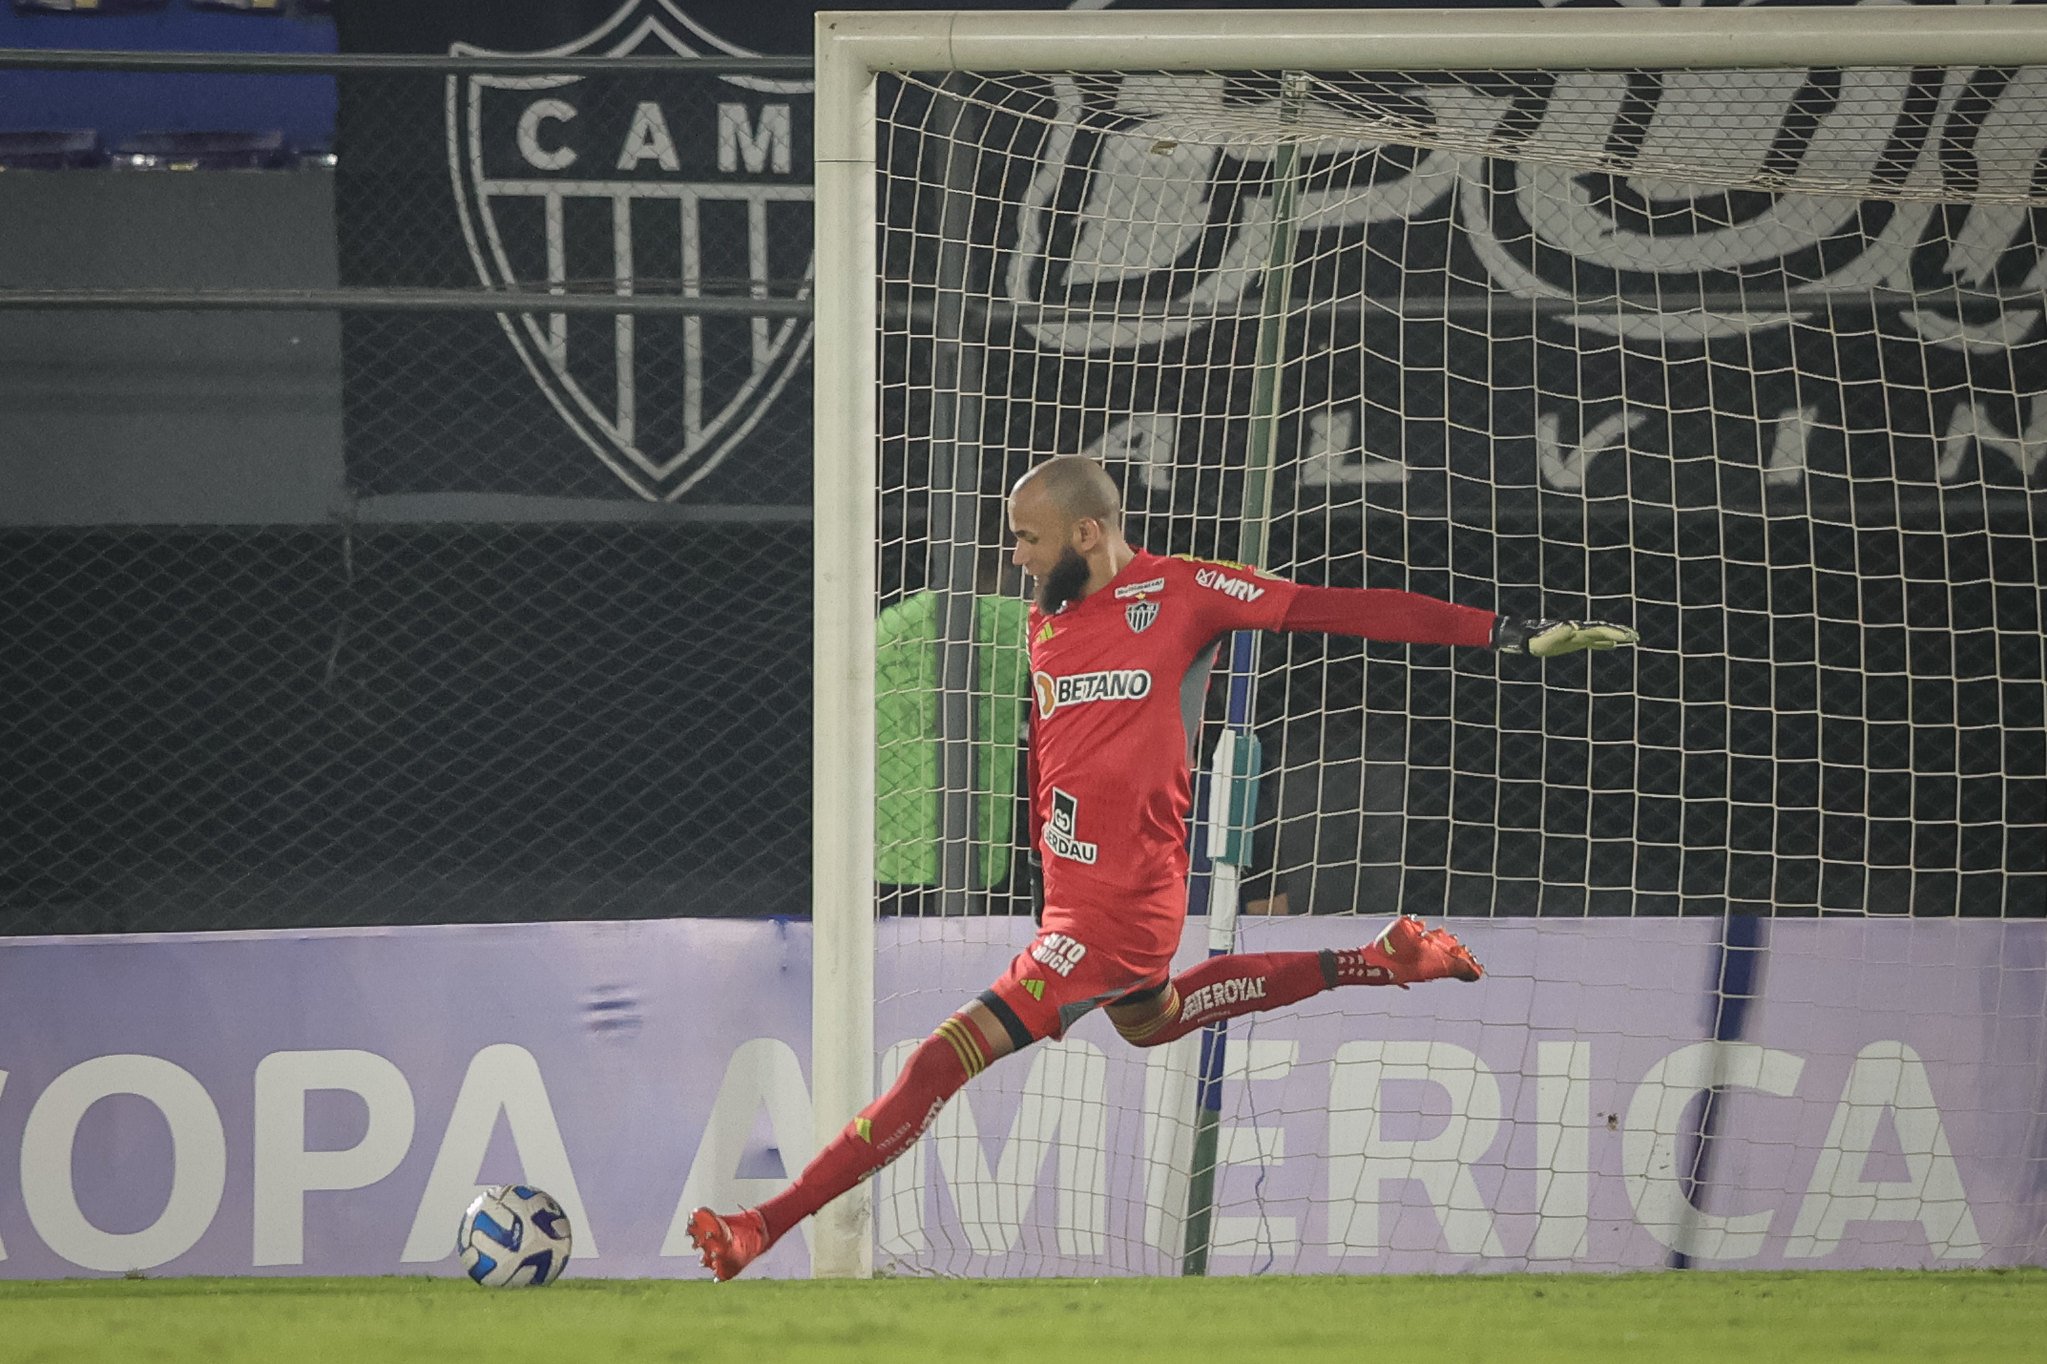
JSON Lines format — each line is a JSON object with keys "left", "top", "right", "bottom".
{"left": 456, "top": 1184, "right": 573, "bottom": 1287}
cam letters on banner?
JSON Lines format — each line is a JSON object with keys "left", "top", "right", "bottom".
{"left": 333, "top": 0, "right": 817, "bottom": 502}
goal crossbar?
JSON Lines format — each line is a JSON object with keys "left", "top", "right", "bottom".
{"left": 817, "top": 6, "right": 2047, "bottom": 82}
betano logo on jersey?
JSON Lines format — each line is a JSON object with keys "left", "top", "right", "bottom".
{"left": 1032, "top": 669, "right": 1153, "bottom": 719}
{"left": 447, "top": 0, "right": 814, "bottom": 501}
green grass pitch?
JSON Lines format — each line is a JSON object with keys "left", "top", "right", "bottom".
{"left": 5, "top": 1269, "right": 2040, "bottom": 1364}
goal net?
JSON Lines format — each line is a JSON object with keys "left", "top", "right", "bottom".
{"left": 816, "top": 8, "right": 2047, "bottom": 1279}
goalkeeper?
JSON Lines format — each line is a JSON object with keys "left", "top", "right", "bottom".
{"left": 689, "top": 455, "right": 1637, "bottom": 1280}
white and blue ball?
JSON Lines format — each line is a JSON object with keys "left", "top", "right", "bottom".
{"left": 457, "top": 1185, "right": 572, "bottom": 1287}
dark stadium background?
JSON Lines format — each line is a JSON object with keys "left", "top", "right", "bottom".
{"left": 2, "top": 0, "right": 2039, "bottom": 936}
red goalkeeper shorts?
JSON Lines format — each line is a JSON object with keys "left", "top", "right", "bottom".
{"left": 975, "top": 923, "right": 1175, "bottom": 1049}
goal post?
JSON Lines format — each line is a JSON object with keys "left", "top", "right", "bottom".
{"left": 811, "top": 24, "right": 879, "bottom": 1281}
{"left": 813, "top": 6, "right": 2047, "bottom": 1281}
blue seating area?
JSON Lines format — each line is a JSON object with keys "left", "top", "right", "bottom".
{"left": 0, "top": 0, "right": 336, "bottom": 168}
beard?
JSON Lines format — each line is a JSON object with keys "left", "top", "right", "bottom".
{"left": 1036, "top": 546, "right": 1091, "bottom": 614}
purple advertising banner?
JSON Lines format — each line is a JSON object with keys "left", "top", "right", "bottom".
{"left": 0, "top": 916, "right": 2040, "bottom": 1281}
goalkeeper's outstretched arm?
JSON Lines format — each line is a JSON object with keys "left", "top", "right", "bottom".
{"left": 1276, "top": 584, "right": 1640, "bottom": 656}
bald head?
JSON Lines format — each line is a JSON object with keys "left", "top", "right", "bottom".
{"left": 1011, "top": 456, "right": 1123, "bottom": 529}
{"left": 1007, "top": 457, "right": 1134, "bottom": 612}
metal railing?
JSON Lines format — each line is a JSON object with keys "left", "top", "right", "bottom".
{"left": 2, "top": 46, "right": 820, "bottom": 935}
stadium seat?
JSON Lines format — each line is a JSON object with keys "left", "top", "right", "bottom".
{"left": 12, "top": 0, "right": 169, "bottom": 12}
{"left": 1, "top": 0, "right": 337, "bottom": 155}
{"left": 111, "top": 128, "right": 290, "bottom": 169}
{"left": 0, "top": 129, "right": 106, "bottom": 168}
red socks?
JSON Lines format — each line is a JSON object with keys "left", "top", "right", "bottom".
{"left": 753, "top": 1014, "right": 989, "bottom": 1245}
{"left": 1117, "top": 950, "right": 1333, "bottom": 1046}
{"left": 1117, "top": 944, "right": 1402, "bottom": 1048}
{"left": 1326, "top": 942, "right": 1401, "bottom": 986}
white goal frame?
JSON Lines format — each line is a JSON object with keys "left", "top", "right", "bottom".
{"left": 810, "top": 5, "right": 2047, "bottom": 1280}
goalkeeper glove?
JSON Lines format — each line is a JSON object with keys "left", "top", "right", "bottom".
{"left": 1492, "top": 617, "right": 1640, "bottom": 657}
{"left": 1026, "top": 849, "right": 1046, "bottom": 925}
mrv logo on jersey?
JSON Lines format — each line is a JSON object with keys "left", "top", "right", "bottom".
{"left": 1032, "top": 669, "right": 1153, "bottom": 718}
{"left": 1194, "top": 568, "right": 1265, "bottom": 603}
{"left": 447, "top": 0, "right": 814, "bottom": 501}
{"left": 1044, "top": 788, "right": 1098, "bottom": 865}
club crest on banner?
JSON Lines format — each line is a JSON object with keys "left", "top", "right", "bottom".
{"left": 447, "top": 0, "right": 814, "bottom": 500}
{"left": 1125, "top": 600, "right": 1159, "bottom": 633}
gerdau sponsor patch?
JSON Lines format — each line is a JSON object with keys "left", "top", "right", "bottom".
{"left": 1044, "top": 787, "right": 1097, "bottom": 865}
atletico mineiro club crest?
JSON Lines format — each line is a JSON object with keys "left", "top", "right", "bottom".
{"left": 447, "top": 0, "right": 815, "bottom": 501}
{"left": 1125, "top": 599, "right": 1159, "bottom": 633}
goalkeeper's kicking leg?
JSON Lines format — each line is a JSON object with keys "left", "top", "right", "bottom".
{"left": 685, "top": 914, "right": 1479, "bottom": 1280}
{"left": 684, "top": 990, "right": 1024, "bottom": 1282}
{"left": 1103, "top": 913, "right": 1479, "bottom": 1049}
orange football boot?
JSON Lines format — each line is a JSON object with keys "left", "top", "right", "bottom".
{"left": 686, "top": 1206, "right": 770, "bottom": 1282}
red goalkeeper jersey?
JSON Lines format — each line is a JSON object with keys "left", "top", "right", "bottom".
{"left": 1024, "top": 548, "right": 1496, "bottom": 964}
{"left": 1024, "top": 550, "right": 1297, "bottom": 962}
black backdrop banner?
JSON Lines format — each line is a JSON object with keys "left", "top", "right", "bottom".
{"left": 331, "top": 0, "right": 1135, "bottom": 502}
{"left": 333, "top": 0, "right": 825, "bottom": 502}
{"left": 334, "top": 0, "right": 2047, "bottom": 512}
